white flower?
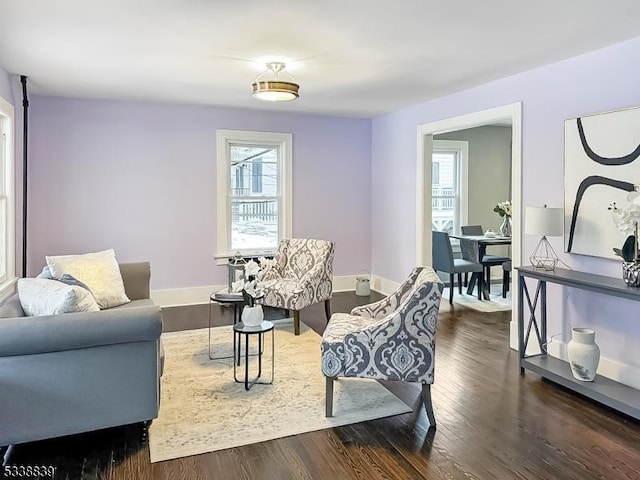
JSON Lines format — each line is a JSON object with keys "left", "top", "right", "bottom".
{"left": 611, "top": 191, "right": 640, "bottom": 236}
{"left": 244, "top": 260, "right": 260, "bottom": 277}
{"left": 258, "top": 257, "right": 276, "bottom": 271}
{"left": 494, "top": 200, "right": 512, "bottom": 217}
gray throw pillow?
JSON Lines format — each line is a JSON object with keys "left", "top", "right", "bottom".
{"left": 59, "top": 273, "right": 92, "bottom": 293}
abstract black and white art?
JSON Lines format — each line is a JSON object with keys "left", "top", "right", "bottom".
{"left": 564, "top": 106, "right": 640, "bottom": 259}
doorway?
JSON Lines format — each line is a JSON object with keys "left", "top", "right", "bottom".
{"left": 415, "top": 103, "right": 522, "bottom": 349}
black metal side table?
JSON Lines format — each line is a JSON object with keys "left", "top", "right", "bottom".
{"left": 233, "top": 320, "right": 275, "bottom": 391}
{"left": 208, "top": 289, "right": 244, "bottom": 362}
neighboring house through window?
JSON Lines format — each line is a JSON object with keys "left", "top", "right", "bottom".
{"left": 0, "top": 95, "right": 15, "bottom": 294}
{"left": 431, "top": 140, "right": 468, "bottom": 236}
{"left": 216, "top": 130, "right": 292, "bottom": 263}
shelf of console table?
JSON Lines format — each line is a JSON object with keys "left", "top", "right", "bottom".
{"left": 516, "top": 266, "right": 640, "bottom": 421}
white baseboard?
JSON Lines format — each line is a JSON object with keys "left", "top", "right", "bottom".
{"left": 151, "top": 285, "right": 225, "bottom": 307}
{"left": 371, "top": 275, "right": 400, "bottom": 296}
{"left": 151, "top": 275, "right": 362, "bottom": 308}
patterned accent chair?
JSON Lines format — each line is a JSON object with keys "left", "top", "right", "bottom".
{"left": 321, "top": 267, "right": 443, "bottom": 425}
{"left": 260, "top": 238, "right": 335, "bottom": 335}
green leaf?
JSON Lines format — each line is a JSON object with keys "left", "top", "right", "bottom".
{"left": 621, "top": 235, "right": 636, "bottom": 262}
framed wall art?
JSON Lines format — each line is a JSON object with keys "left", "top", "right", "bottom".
{"left": 564, "top": 106, "right": 640, "bottom": 259}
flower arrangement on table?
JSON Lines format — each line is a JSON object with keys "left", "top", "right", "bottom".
{"left": 493, "top": 200, "right": 512, "bottom": 217}
{"left": 231, "top": 257, "right": 276, "bottom": 311}
{"left": 609, "top": 191, "right": 640, "bottom": 287}
{"left": 493, "top": 200, "right": 512, "bottom": 237}
{"left": 609, "top": 192, "right": 640, "bottom": 262}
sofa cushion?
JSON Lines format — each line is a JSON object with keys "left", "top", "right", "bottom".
{"left": 17, "top": 278, "right": 100, "bottom": 316}
{"left": 46, "top": 249, "right": 130, "bottom": 309}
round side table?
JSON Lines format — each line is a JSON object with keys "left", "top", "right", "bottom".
{"left": 233, "top": 320, "right": 275, "bottom": 391}
{"left": 208, "top": 289, "right": 244, "bottom": 362}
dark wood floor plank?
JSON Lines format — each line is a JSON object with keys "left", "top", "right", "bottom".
{"left": 4, "top": 291, "right": 640, "bottom": 480}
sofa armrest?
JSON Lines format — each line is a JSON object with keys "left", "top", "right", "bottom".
{"left": 119, "top": 262, "right": 151, "bottom": 300}
{"left": 0, "top": 305, "right": 162, "bottom": 358}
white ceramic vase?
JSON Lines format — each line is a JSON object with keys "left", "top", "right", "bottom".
{"left": 241, "top": 305, "right": 264, "bottom": 327}
{"left": 567, "top": 328, "right": 600, "bottom": 382}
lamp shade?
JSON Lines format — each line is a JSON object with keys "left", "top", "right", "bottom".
{"left": 525, "top": 206, "right": 564, "bottom": 236}
{"left": 252, "top": 62, "right": 300, "bottom": 102}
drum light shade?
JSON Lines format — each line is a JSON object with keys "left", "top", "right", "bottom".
{"left": 525, "top": 206, "right": 564, "bottom": 236}
{"left": 252, "top": 62, "right": 299, "bottom": 102}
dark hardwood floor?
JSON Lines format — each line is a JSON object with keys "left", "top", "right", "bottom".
{"left": 3, "top": 292, "right": 639, "bottom": 480}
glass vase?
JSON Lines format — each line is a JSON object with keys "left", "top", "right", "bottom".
{"left": 499, "top": 216, "right": 512, "bottom": 237}
{"left": 622, "top": 261, "right": 640, "bottom": 287}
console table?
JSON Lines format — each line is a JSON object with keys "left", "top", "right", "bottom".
{"left": 517, "top": 266, "right": 640, "bottom": 420}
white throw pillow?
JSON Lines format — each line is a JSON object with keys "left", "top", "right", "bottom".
{"left": 46, "top": 249, "right": 130, "bottom": 309}
{"left": 17, "top": 278, "right": 100, "bottom": 316}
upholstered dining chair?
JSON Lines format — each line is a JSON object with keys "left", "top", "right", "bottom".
{"left": 321, "top": 267, "right": 443, "bottom": 425}
{"left": 460, "top": 224, "right": 511, "bottom": 290}
{"left": 432, "top": 231, "right": 483, "bottom": 303}
{"left": 260, "top": 238, "right": 335, "bottom": 335}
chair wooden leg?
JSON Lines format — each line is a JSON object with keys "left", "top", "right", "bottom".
{"left": 457, "top": 273, "right": 462, "bottom": 294}
{"left": 324, "top": 299, "right": 331, "bottom": 323}
{"left": 421, "top": 383, "right": 436, "bottom": 427}
{"left": 448, "top": 274, "right": 454, "bottom": 305}
{"left": 293, "top": 310, "right": 300, "bottom": 335}
{"left": 477, "top": 272, "right": 483, "bottom": 300}
{"left": 502, "top": 269, "right": 509, "bottom": 298}
{"left": 464, "top": 272, "right": 468, "bottom": 287}
{"left": 326, "top": 376, "right": 334, "bottom": 417}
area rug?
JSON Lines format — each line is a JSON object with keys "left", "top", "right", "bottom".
{"left": 149, "top": 320, "right": 412, "bottom": 462}
{"left": 443, "top": 283, "right": 512, "bottom": 312}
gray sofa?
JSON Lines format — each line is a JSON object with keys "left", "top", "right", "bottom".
{"left": 0, "top": 262, "right": 163, "bottom": 447}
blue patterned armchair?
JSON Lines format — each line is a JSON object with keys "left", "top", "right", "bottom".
{"left": 261, "top": 238, "right": 335, "bottom": 335}
{"left": 321, "top": 267, "right": 443, "bottom": 424}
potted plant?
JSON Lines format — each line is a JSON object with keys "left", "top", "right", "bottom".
{"left": 493, "top": 200, "right": 512, "bottom": 237}
{"left": 231, "top": 257, "right": 276, "bottom": 325}
{"left": 609, "top": 192, "right": 640, "bottom": 286}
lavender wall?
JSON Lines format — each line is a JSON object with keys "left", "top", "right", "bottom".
{"left": 29, "top": 97, "right": 371, "bottom": 289}
{"left": 371, "top": 36, "right": 640, "bottom": 371}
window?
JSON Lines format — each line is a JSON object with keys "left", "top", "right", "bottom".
{"left": 0, "top": 96, "right": 15, "bottom": 293}
{"left": 216, "top": 130, "right": 292, "bottom": 262}
{"left": 431, "top": 140, "right": 468, "bottom": 235}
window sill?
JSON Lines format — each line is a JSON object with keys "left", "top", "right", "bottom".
{"left": 0, "top": 277, "right": 18, "bottom": 302}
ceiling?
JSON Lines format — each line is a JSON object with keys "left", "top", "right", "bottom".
{"left": 0, "top": 1, "right": 639, "bottom": 118}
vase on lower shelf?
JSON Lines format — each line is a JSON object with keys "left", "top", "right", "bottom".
{"left": 622, "top": 261, "right": 640, "bottom": 287}
{"left": 567, "top": 328, "right": 600, "bottom": 382}
{"left": 241, "top": 305, "right": 264, "bottom": 327}
{"left": 499, "top": 216, "right": 512, "bottom": 237}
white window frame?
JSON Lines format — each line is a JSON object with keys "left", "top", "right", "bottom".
{"left": 0, "top": 95, "right": 16, "bottom": 298}
{"left": 432, "top": 140, "right": 468, "bottom": 236}
{"left": 215, "top": 130, "right": 292, "bottom": 264}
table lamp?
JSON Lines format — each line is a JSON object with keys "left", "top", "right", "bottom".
{"left": 525, "top": 205, "right": 564, "bottom": 270}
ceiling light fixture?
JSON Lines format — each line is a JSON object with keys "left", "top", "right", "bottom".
{"left": 252, "top": 62, "right": 299, "bottom": 102}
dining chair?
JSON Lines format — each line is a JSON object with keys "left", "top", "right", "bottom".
{"left": 432, "top": 231, "right": 484, "bottom": 303}
{"left": 502, "top": 260, "right": 512, "bottom": 298}
{"left": 460, "top": 224, "right": 510, "bottom": 290}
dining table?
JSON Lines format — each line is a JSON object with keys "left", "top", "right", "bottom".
{"left": 449, "top": 234, "right": 512, "bottom": 300}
